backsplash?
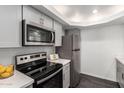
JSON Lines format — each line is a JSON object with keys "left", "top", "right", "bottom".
{"left": 0, "top": 46, "right": 55, "bottom": 65}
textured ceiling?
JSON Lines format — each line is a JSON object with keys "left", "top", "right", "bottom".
{"left": 52, "top": 5, "right": 124, "bottom": 25}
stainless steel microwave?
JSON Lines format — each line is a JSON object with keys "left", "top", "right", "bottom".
{"left": 22, "top": 20, "right": 55, "bottom": 46}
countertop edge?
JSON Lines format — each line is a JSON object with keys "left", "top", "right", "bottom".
{"left": 48, "top": 58, "right": 71, "bottom": 65}
{"left": 21, "top": 79, "right": 34, "bottom": 88}
{"left": 0, "top": 70, "right": 34, "bottom": 88}
{"left": 115, "top": 57, "right": 124, "bottom": 65}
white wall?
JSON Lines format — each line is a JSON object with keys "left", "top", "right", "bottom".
{"left": 0, "top": 46, "right": 54, "bottom": 65}
{"left": 81, "top": 24, "right": 124, "bottom": 81}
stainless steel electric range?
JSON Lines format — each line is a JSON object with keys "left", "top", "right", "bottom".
{"left": 15, "top": 52, "right": 63, "bottom": 88}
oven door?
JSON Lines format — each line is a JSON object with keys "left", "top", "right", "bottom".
{"left": 33, "top": 68, "right": 63, "bottom": 88}
{"left": 22, "top": 20, "right": 55, "bottom": 46}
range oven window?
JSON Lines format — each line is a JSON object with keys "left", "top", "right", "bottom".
{"left": 27, "top": 24, "right": 54, "bottom": 43}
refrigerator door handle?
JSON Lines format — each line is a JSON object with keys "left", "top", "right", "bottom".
{"left": 72, "top": 49, "right": 80, "bottom": 51}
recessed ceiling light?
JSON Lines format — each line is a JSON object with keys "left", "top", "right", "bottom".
{"left": 92, "top": 9, "right": 98, "bottom": 14}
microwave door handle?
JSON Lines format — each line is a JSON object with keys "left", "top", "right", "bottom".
{"left": 52, "top": 32, "right": 55, "bottom": 43}
{"left": 22, "top": 19, "right": 27, "bottom": 45}
{"left": 51, "top": 32, "right": 54, "bottom": 43}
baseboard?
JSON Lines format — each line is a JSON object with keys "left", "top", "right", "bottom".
{"left": 80, "top": 72, "right": 116, "bottom": 82}
{"left": 80, "top": 73, "right": 119, "bottom": 86}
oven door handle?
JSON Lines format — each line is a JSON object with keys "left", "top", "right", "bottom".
{"left": 36, "top": 68, "right": 62, "bottom": 85}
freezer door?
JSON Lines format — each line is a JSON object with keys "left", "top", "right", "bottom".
{"left": 72, "top": 34, "right": 80, "bottom": 50}
{"left": 57, "top": 36, "right": 72, "bottom": 59}
{"left": 70, "top": 50, "right": 80, "bottom": 87}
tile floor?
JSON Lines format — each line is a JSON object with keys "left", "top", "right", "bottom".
{"left": 76, "top": 74, "right": 120, "bottom": 88}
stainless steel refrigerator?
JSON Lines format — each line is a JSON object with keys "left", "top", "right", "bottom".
{"left": 56, "top": 33, "right": 81, "bottom": 87}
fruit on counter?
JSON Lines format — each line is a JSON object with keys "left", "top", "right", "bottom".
{"left": 0, "top": 72, "right": 11, "bottom": 78}
{"left": 0, "top": 66, "right": 6, "bottom": 74}
{"left": 6, "top": 65, "right": 13, "bottom": 73}
{"left": 0, "top": 64, "right": 14, "bottom": 79}
{"left": 8, "top": 64, "right": 14, "bottom": 68}
{"left": 0, "top": 64, "right": 3, "bottom": 68}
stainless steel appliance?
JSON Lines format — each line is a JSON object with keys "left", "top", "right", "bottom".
{"left": 22, "top": 20, "right": 55, "bottom": 46}
{"left": 15, "top": 52, "right": 63, "bottom": 88}
{"left": 56, "top": 29, "right": 81, "bottom": 88}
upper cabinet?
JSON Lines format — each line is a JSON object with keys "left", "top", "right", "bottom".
{"left": 54, "top": 21, "right": 63, "bottom": 46}
{"left": 23, "top": 6, "right": 53, "bottom": 30}
{"left": 0, "top": 5, "right": 22, "bottom": 48}
{"left": 43, "top": 15, "right": 53, "bottom": 29}
{"left": 23, "top": 6, "right": 42, "bottom": 25}
{"left": 0, "top": 5, "right": 63, "bottom": 48}
{"left": 23, "top": 5, "right": 63, "bottom": 46}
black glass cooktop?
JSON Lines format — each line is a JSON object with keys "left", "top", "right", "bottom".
{"left": 16, "top": 59, "right": 62, "bottom": 76}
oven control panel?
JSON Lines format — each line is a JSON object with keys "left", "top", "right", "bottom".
{"left": 16, "top": 52, "right": 47, "bottom": 65}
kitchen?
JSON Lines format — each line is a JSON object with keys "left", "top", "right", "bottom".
{"left": 0, "top": 5, "right": 124, "bottom": 88}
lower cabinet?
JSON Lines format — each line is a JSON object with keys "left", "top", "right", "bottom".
{"left": 116, "top": 60, "right": 124, "bottom": 87}
{"left": 63, "top": 63, "right": 70, "bottom": 88}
